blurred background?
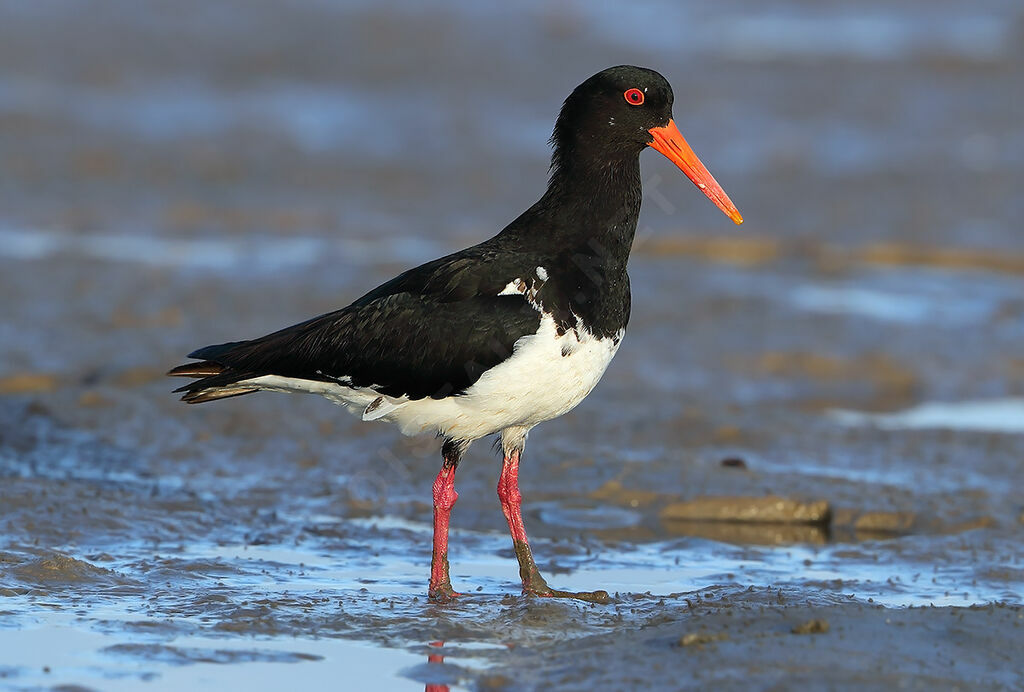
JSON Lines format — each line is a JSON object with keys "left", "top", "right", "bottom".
{"left": 2, "top": 0, "right": 1020, "bottom": 258}
{"left": 1, "top": 1, "right": 1022, "bottom": 689}
{"left": 1, "top": 0, "right": 1022, "bottom": 390}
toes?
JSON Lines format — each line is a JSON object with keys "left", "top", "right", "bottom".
{"left": 524, "top": 587, "right": 612, "bottom": 604}
{"left": 428, "top": 587, "right": 462, "bottom": 603}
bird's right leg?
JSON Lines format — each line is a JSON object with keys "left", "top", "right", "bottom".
{"left": 429, "top": 438, "right": 466, "bottom": 603}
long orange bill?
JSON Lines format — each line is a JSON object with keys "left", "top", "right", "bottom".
{"left": 647, "top": 119, "right": 743, "bottom": 225}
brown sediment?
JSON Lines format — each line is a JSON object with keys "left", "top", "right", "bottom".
{"left": 162, "top": 202, "right": 330, "bottom": 233}
{"left": 0, "top": 373, "right": 59, "bottom": 394}
{"left": 736, "top": 351, "right": 919, "bottom": 412}
{"left": 937, "top": 516, "right": 996, "bottom": 534}
{"left": 831, "top": 510, "right": 996, "bottom": 538}
{"left": 635, "top": 234, "right": 1024, "bottom": 276}
{"left": 78, "top": 391, "right": 112, "bottom": 407}
{"left": 663, "top": 519, "right": 829, "bottom": 546}
{"left": 746, "top": 352, "right": 911, "bottom": 385}
{"left": 853, "top": 511, "right": 916, "bottom": 534}
{"left": 635, "top": 235, "right": 781, "bottom": 266}
{"left": 660, "top": 496, "right": 831, "bottom": 525}
{"left": 846, "top": 242, "right": 1024, "bottom": 276}
{"left": 112, "top": 367, "right": 167, "bottom": 387}
{"left": 712, "top": 427, "right": 744, "bottom": 444}
{"left": 109, "top": 306, "right": 183, "bottom": 329}
{"left": 589, "top": 480, "right": 661, "bottom": 508}
{"left": 791, "top": 618, "right": 830, "bottom": 635}
{"left": 678, "top": 631, "right": 729, "bottom": 647}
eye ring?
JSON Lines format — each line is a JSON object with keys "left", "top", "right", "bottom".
{"left": 624, "top": 88, "right": 645, "bottom": 106}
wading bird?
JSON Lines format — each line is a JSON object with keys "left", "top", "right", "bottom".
{"left": 170, "top": 65, "right": 742, "bottom": 602}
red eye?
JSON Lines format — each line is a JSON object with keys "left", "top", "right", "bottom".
{"left": 624, "top": 88, "right": 644, "bottom": 106}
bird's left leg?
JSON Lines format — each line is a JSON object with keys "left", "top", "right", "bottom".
{"left": 497, "top": 428, "right": 609, "bottom": 603}
{"left": 429, "top": 438, "right": 467, "bottom": 603}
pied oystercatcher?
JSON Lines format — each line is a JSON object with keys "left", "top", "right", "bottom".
{"left": 169, "top": 65, "right": 742, "bottom": 602}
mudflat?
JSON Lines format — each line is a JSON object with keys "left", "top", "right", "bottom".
{"left": 1, "top": 1, "right": 1021, "bottom": 689}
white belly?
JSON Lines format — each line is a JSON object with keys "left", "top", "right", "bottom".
{"left": 243, "top": 314, "right": 623, "bottom": 441}
{"left": 410, "top": 314, "right": 623, "bottom": 439}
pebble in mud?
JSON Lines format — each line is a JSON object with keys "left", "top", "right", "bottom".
{"left": 678, "top": 631, "right": 729, "bottom": 647}
{"left": 791, "top": 619, "right": 830, "bottom": 635}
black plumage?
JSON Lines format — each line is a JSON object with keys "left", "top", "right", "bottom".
{"left": 171, "top": 66, "right": 671, "bottom": 405}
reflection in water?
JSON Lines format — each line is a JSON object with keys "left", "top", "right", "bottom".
{"left": 425, "top": 641, "right": 449, "bottom": 692}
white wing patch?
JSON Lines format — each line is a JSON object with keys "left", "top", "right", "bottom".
{"left": 499, "top": 278, "right": 527, "bottom": 296}
{"left": 498, "top": 268, "right": 548, "bottom": 309}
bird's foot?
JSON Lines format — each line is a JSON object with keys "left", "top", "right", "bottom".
{"left": 428, "top": 583, "right": 462, "bottom": 604}
{"left": 523, "top": 584, "right": 612, "bottom": 604}
{"left": 519, "top": 562, "right": 612, "bottom": 604}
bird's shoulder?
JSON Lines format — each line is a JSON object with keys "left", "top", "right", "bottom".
{"left": 352, "top": 241, "right": 546, "bottom": 306}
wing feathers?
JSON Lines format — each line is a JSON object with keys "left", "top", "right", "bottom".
{"left": 170, "top": 249, "right": 546, "bottom": 404}
{"left": 167, "top": 360, "right": 226, "bottom": 378}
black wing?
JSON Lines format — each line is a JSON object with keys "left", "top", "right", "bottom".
{"left": 170, "top": 246, "right": 544, "bottom": 402}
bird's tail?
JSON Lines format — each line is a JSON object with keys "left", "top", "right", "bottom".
{"left": 167, "top": 341, "right": 258, "bottom": 404}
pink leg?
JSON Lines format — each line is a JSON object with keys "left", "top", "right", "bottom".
{"left": 498, "top": 448, "right": 611, "bottom": 603}
{"left": 429, "top": 442, "right": 463, "bottom": 602}
{"left": 497, "top": 449, "right": 550, "bottom": 593}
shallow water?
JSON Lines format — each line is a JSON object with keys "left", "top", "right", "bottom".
{"left": 2, "top": 0, "right": 1023, "bottom": 689}
{"left": 831, "top": 398, "right": 1024, "bottom": 433}
{"left": 3, "top": 518, "right": 1020, "bottom": 689}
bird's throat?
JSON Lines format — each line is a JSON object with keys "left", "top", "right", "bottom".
{"left": 539, "top": 154, "right": 643, "bottom": 254}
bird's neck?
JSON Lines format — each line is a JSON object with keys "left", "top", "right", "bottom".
{"left": 503, "top": 153, "right": 643, "bottom": 264}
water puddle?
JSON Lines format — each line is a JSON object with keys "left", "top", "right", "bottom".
{"left": 788, "top": 284, "right": 992, "bottom": 325}
{"left": 0, "top": 228, "right": 443, "bottom": 271}
{"left": 0, "top": 610, "right": 422, "bottom": 691}
{"left": 4, "top": 516, "right": 1019, "bottom": 688}
{"left": 830, "top": 398, "right": 1024, "bottom": 433}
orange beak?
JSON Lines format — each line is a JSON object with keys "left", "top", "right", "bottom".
{"left": 647, "top": 119, "right": 743, "bottom": 225}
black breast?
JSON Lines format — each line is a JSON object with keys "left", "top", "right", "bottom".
{"left": 534, "top": 248, "right": 631, "bottom": 339}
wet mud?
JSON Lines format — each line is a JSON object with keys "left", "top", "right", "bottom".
{"left": 2, "top": 0, "right": 1023, "bottom": 690}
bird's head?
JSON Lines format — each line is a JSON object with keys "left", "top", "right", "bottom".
{"left": 552, "top": 65, "right": 742, "bottom": 225}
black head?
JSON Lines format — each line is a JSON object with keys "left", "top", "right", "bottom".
{"left": 551, "top": 65, "right": 743, "bottom": 225}
{"left": 552, "top": 65, "right": 674, "bottom": 157}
